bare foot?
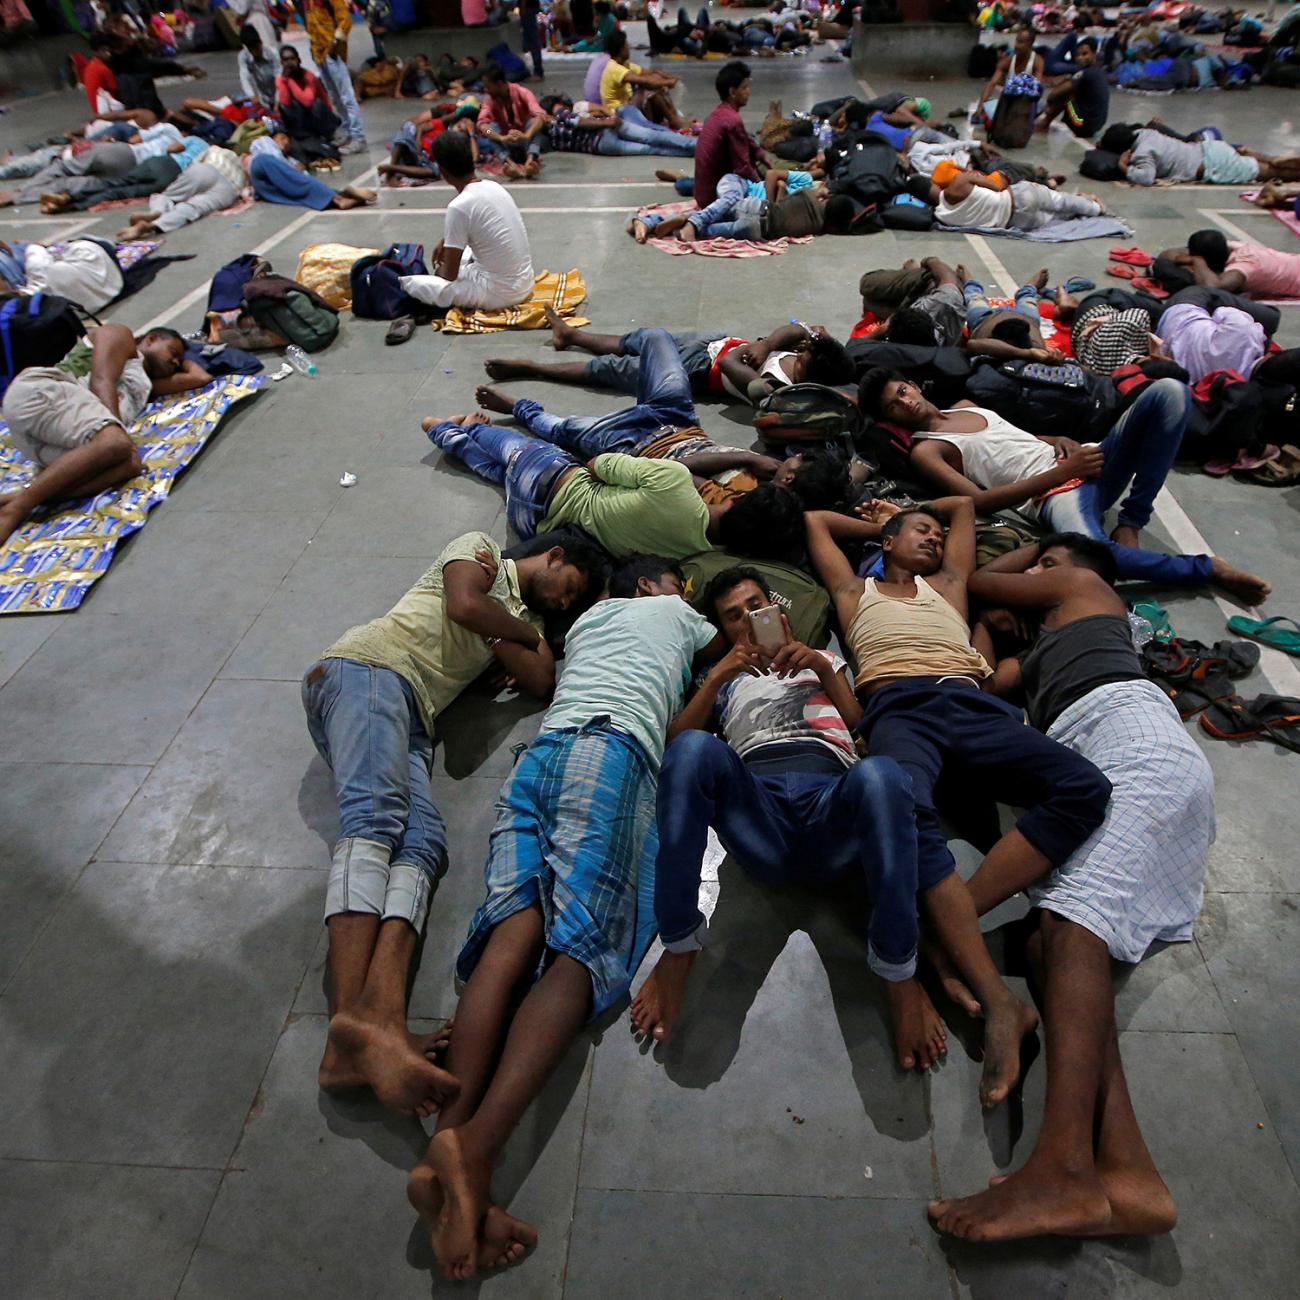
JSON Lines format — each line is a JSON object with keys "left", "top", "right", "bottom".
{"left": 655, "top": 167, "right": 685, "bottom": 182}
{"left": 630, "top": 949, "right": 698, "bottom": 1043}
{"left": 522, "top": 156, "right": 542, "bottom": 179}
{"left": 954, "top": 263, "right": 970, "bottom": 283}
{"left": 479, "top": 1205, "right": 538, "bottom": 1268}
{"left": 676, "top": 221, "right": 697, "bottom": 242}
{"left": 1210, "top": 557, "right": 1270, "bottom": 606}
{"left": 0, "top": 190, "right": 14, "bottom": 208}
{"left": 420, "top": 1128, "right": 492, "bottom": 1280}
{"left": 342, "top": 185, "right": 376, "bottom": 204}
{"left": 1031, "top": 267, "right": 1050, "bottom": 292}
{"left": 887, "top": 977, "right": 948, "bottom": 1071}
{"left": 1111, "top": 524, "right": 1141, "bottom": 549}
{"left": 502, "top": 160, "right": 525, "bottom": 180}
{"left": 0, "top": 497, "right": 28, "bottom": 546}
{"left": 544, "top": 303, "right": 572, "bottom": 350}
{"left": 929, "top": 1159, "right": 1112, "bottom": 1240}
{"left": 902, "top": 257, "right": 921, "bottom": 270}
{"left": 483, "top": 357, "right": 535, "bottom": 381}
{"left": 1095, "top": 1162, "right": 1177, "bottom": 1235}
{"left": 39, "top": 191, "right": 71, "bottom": 213}
{"left": 318, "top": 1022, "right": 451, "bottom": 1090}
{"left": 473, "top": 385, "right": 516, "bottom": 416}
{"left": 979, "top": 995, "right": 1039, "bottom": 1109}
{"left": 921, "top": 936, "right": 981, "bottom": 1017}
{"left": 322, "top": 1009, "right": 460, "bottom": 1117}
{"left": 628, "top": 217, "right": 651, "bottom": 243}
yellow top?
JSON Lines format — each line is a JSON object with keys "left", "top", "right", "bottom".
{"left": 600, "top": 59, "right": 640, "bottom": 111}
{"left": 323, "top": 531, "right": 540, "bottom": 734}
{"left": 846, "top": 576, "right": 991, "bottom": 687}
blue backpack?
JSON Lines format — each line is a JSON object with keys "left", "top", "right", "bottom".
{"left": 350, "top": 242, "right": 428, "bottom": 320}
{"left": 0, "top": 292, "right": 86, "bottom": 402}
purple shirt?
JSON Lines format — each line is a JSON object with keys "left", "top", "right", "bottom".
{"left": 693, "top": 101, "right": 761, "bottom": 208}
{"left": 1160, "top": 303, "right": 1265, "bottom": 383}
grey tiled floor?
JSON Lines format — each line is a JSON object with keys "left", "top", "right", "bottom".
{"left": 2, "top": 24, "right": 1300, "bottom": 1300}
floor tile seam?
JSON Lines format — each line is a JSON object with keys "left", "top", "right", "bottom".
{"left": 0, "top": 632, "right": 57, "bottom": 687}
{"left": 86, "top": 858, "right": 327, "bottom": 872}
{"left": 0, "top": 1152, "right": 226, "bottom": 1172}
{"left": 559, "top": 1052, "right": 598, "bottom": 1298}
{"left": 567, "top": 1184, "right": 936, "bottom": 1202}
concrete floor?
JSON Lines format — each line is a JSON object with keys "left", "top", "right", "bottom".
{"left": 2, "top": 27, "right": 1299, "bottom": 1300}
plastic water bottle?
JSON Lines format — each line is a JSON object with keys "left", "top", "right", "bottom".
{"left": 1127, "top": 609, "right": 1155, "bottom": 649}
{"left": 285, "top": 345, "right": 317, "bottom": 377}
{"left": 816, "top": 120, "right": 833, "bottom": 151}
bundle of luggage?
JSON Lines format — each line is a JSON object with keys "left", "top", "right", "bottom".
{"left": 202, "top": 253, "right": 340, "bottom": 352}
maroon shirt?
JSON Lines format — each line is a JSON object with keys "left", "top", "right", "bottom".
{"left": 693, "top": 101, "right": 761, "bottom": 208}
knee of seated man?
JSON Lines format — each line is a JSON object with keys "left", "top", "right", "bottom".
{"left": 662, "top": 728, "right": 730, "bottom": 780}
{"left": 841, "top": 754, "right": 913, "bottom": 810}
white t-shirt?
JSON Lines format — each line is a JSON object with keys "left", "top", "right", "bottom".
{"left": 935, "top": 184, "right": 1013, "bottom": 229}
{"left": 716, "top": 650, "right": 856, "bottom": 767}
{"left": 542, "top": 595, "right": 717, "bottom": 768}
{"left": 443, "top": 179, "right": 534, "bottom": 293}
{"left": 706, "top": 337, "right": 799, "bottom": 400}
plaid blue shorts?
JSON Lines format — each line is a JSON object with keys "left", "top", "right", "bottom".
{"left": 456, "top": 720, "right": 659, "bottom": 1020}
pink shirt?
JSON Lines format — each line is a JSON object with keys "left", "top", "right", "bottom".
{"left": 477, "top": 83, "right": 544, "bottom": 134}
{"left": 1228, "top": 240, "right": 1300, "bottom": 299}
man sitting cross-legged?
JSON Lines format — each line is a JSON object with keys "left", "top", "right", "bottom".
{"left": 804, "top": 500, "right": 1115, "bottom": 1105}
{"left": 630, "top": 565, "right": 956, "bottom": 1074}
{"left": 302, "top": 530, "right": 604, "bottom": 1116}
{"left": 860, "top": 368, "right": 1271, "bottom": 605}
{"left": 928, "top": 531, "right": 1213, "bottom": 1241}
{"left": 0, "top": 324, "right": 209, "bottom": 544}
{"left": 407, "top": 554, "right": 725, "bottom": 1281}
{"left": 423, "top": 328, "right": 809, "bottom": 561}
{"left": 485, "top": 309, "right": 855, "bottom": 406}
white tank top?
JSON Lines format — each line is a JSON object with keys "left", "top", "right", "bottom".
{"left": 935, "top": 184, "right": 1013, "bottom": 229}
{"left": 913, "top": 407, "right": 1059, "bottom": 517}
{"left": 1010, "top": 49, "right": 1034, "bottom": 76}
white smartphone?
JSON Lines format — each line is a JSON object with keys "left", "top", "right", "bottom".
{"left": 748, "top": 605, "right": 788, "bottom": 653}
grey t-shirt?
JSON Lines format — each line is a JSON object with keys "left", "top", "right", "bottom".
{"left": 911, "top": 282, "right": 965, "bottom": 348}
{"left": 1126, "top": 130, "right": 1202, "bottom": 186}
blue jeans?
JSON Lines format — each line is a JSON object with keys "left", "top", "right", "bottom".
{"left": 1039, "top": 378, "right": 1213, "bottom": 586}
{"left": 320, "top": 54, "right": 365, "bottom": 141}
{"left": 511, "top": 326, "right": 699, "bottom": 460}
{"left": 860, "top": 679, "right": 1112, "bottom": 894}
{"left": 617, "top": 104, "right": 660, "bottom": 131}
{"left": 655, "top": 733, "right": 920, "bottom": 980}
{"left": 583, "top": 328, "right": 721, "bottom": 397}
{"left": 674, "top": 176, "right": 694, "bottom": 197}
{"left": 424, "top": 418, "right": 575, "bottom": 538}
{"left": 302, "top": 658, "right": 446, "bottom": 927}
{"left": 479, "top": 134, "right": 543, "bottom": 162}
{"left": 1043, "top": 33, "right": 1079, "bottom": 76}
{"left": 964, "top": 277, "right": 1040, "bottom": 329}
{"left": 609, "top": 119, "right": 697, "bottom": 156}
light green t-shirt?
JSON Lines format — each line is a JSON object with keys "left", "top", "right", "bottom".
{"left": 322, "top": 531, "right": 541, "bottom": 734}
{"left": 540, "top": 453, "right": 711, "bottom": 560}
{"left": 541, "top": 594, "right": 717, "bottom": 767}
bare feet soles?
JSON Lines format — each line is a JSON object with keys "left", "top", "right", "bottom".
{"left": 921, "top": 936, "right": 982, "bottom": 1018}
{"left": 482, "top": 358, "right": 534, "bottom": 381}
{"left": 473, "top": 384, "right": 516, "bottom": 415}
{"left": 1030, "top": 267, "right": 1050, "bottom": 292}
{"left": 887, "top": 977, "right": 948, "bottom": 1071}
{"left": 628, "top": 217, "right": 651, "bottom": 243}
{"left": 418, "top": 1128, "right": 491, "bottom": 1280}
{"left": 1210, "top": 557, "right": 1271, "bottom": 606}
{"left": 928, "top": 1158, "right": 1112, "bottom": 1240}
{"left": 630, "top": 949, "right": 698, "bottom": 1043}
{"left": 655, "top": 168, "right": 685, "bottom": 182}
{"left": 320, "top": 1009, "right": 460, "bottom": 1117}
{"left": 979, "top": 995, "right": 1040, "bottom": 1110}
{"left": 318, "top": 1023, "right": 452, "bottom": 1091}
{"left": 0, "top": 496, "right": 28, "bottom": 545}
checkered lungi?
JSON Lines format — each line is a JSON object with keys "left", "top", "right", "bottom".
{"left": 456, "top": 719, "right": 659, "bottom": 1019}
{"left": 1029, "top": 679, "right": 1214, "bottom": 962}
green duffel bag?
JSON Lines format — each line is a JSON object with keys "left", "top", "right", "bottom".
{"left": 246, "top": 289, "right": 339, "bottom": 353}
{"left": 679, "top": 549, "right": 831, "bottom": 649}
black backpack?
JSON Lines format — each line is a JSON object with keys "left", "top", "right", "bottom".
{"left": 0, "top": 292, "right": 87, "bottom": 401}
{"left": 752, "top": 383, "right": 864, "bottom": 448}
{"left": 968, "top": 42, "right": 1000, "bottom": 78}
{"left": 964, "top": 358, "right": 1119, "bottom": 439}
{"left": 1079, "top": 149, "right": 1125, "bottom": 182}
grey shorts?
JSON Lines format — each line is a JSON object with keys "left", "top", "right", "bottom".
{"left": 2, "top": 361, "right": 150, "bottom": 467}
{"left": 911, "top": 283, "right": 965, "bottom": 348}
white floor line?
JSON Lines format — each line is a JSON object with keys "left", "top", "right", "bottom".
{"left": 0, "top": 214, "right": 90, "bottom": 226}
{"left": 146, "top": 208, "right": 318, "bottom": 329}
{"left": 317, "top": 205, "right": 636, "bottom": 215}
{"left": 1197, "top": 206, "right": 1269, "bottom": 243}
{"left": 962, "top": 233, "right": 1295, "bottom": 697}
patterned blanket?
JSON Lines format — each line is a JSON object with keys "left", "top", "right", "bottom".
{"left": 0, "top": 376, "right": 264, "bottom": 614}
{"left": 434, "top": 268, "right": 590, "bottom": 335}
{"left": 635, "top": 199, "right": 814, "bottom": 258}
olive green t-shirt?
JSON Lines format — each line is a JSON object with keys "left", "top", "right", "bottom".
{"left": 322, "top": 531, "right": 540, "bottom": 734}
{"left": 539, "top": 453, "right": 711, "bottom": 559}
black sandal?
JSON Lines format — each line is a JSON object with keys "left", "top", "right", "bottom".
{"left": 385, "top": 315, "right": 415, "bottom": 346}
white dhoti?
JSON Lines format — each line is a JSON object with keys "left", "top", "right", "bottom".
{"left": 1029, "top": 679, "right": 1213, "bottom": 962}
{"left": 399, "top": 258, "right": 533, "bottom": 311}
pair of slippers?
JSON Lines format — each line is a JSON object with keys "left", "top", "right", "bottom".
{"left": 1237, "top": 444, "right": 1300, "bottom": 487}
{"left": 1142, "top": 636, "right": 1260, "bottom": 720}
{"left": 1200, "top": 693, "right": 1300, "bottom": 753}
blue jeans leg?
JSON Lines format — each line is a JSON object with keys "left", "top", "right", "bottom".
{"left": 1014, "top": 283, "right": 1041, "bottom": 319}
{"left": 618, "top": 104, "right": 658, "bottom": 130}
{"left": 613, "top": 118, "right": 697, "bottom": 154}
{"left": 699, "top": 196, "right": 766, "bottom": 239}
{"left": 1094, "top": 377, "right": 1190, "bottom": 527}
{"left": 596, "top": 132, "right": 658, "bottom": 157}
{"left": 964, "top": 278, "right": 992, "bottom": 329}
{"left": 321, "top": 55, "right": 365, "bottom": 141}
{"left": 674, "top": 176, "right": 694, "bottom": 197}
{"left": 302, "top": 659, "right": 443, "bottom": 927}
{"left": 688, "top": 171, "right": 746, "bottom": 231}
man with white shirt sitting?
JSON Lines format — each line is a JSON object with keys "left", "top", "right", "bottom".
{"left": 398, "top": 132, "right": 535, "bottom": 312}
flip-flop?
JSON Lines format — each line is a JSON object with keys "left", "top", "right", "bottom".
{"left": 1064, "top": 275, "right": 1095, "bottom": 293}
{"left": 1165, "top": 671, "right": 1238, "bottom": 721}
{"left": 1241, "top": 444, "right": 1300, "bottom": 487}
{"left": 1131, "top": 598, "right": 1175, "bottom": 643}
{"left": 1243, "top": 694, "right": 1300, "bottom": 753}
{"left": 385, "top": 315, "right": 415, "bottom": 346}
{"left": 1226, "top": 615, "right": 1300, "bottom": 657}
{"left": 1199, "top": 693, "right": 1261, "bottom": 741}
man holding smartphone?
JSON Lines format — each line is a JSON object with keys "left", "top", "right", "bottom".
{"left": 630, "top": 566, "right": 943, "bottom": 1077}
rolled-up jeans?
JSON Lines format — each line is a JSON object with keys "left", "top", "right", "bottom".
{"left": 964, "top": 277, "right": 1040, "bottom": 329}
{"left": 1009, "top": 180, "right": 1102, "bottom": 231}
{"left": 1039, "top": 378, "right": 1214, "bottom": 586}
{"left": 302, "top": 658, "right": 446, "bottom": 928}
{"left": 654, "top": 732, "right": 921, "bottom": 981}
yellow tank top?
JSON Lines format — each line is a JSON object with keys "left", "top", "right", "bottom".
{"left": 846, "top": 576, "right": 991, "bottom": 687}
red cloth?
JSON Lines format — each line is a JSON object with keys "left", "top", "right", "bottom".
{"left": 82, "top": 56, "right": 118, "bottom": 117}
{"left": 850, "top": 311, "right": 882, "bottom": 339}
{"left": 477, "top": 83, "right": 543, "bottom": 134}
{"left": 706, "top": 337, "right": 748, "bottom": 392}
{"left": 693, "top": 101, "right": 761, "bottom": 208}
